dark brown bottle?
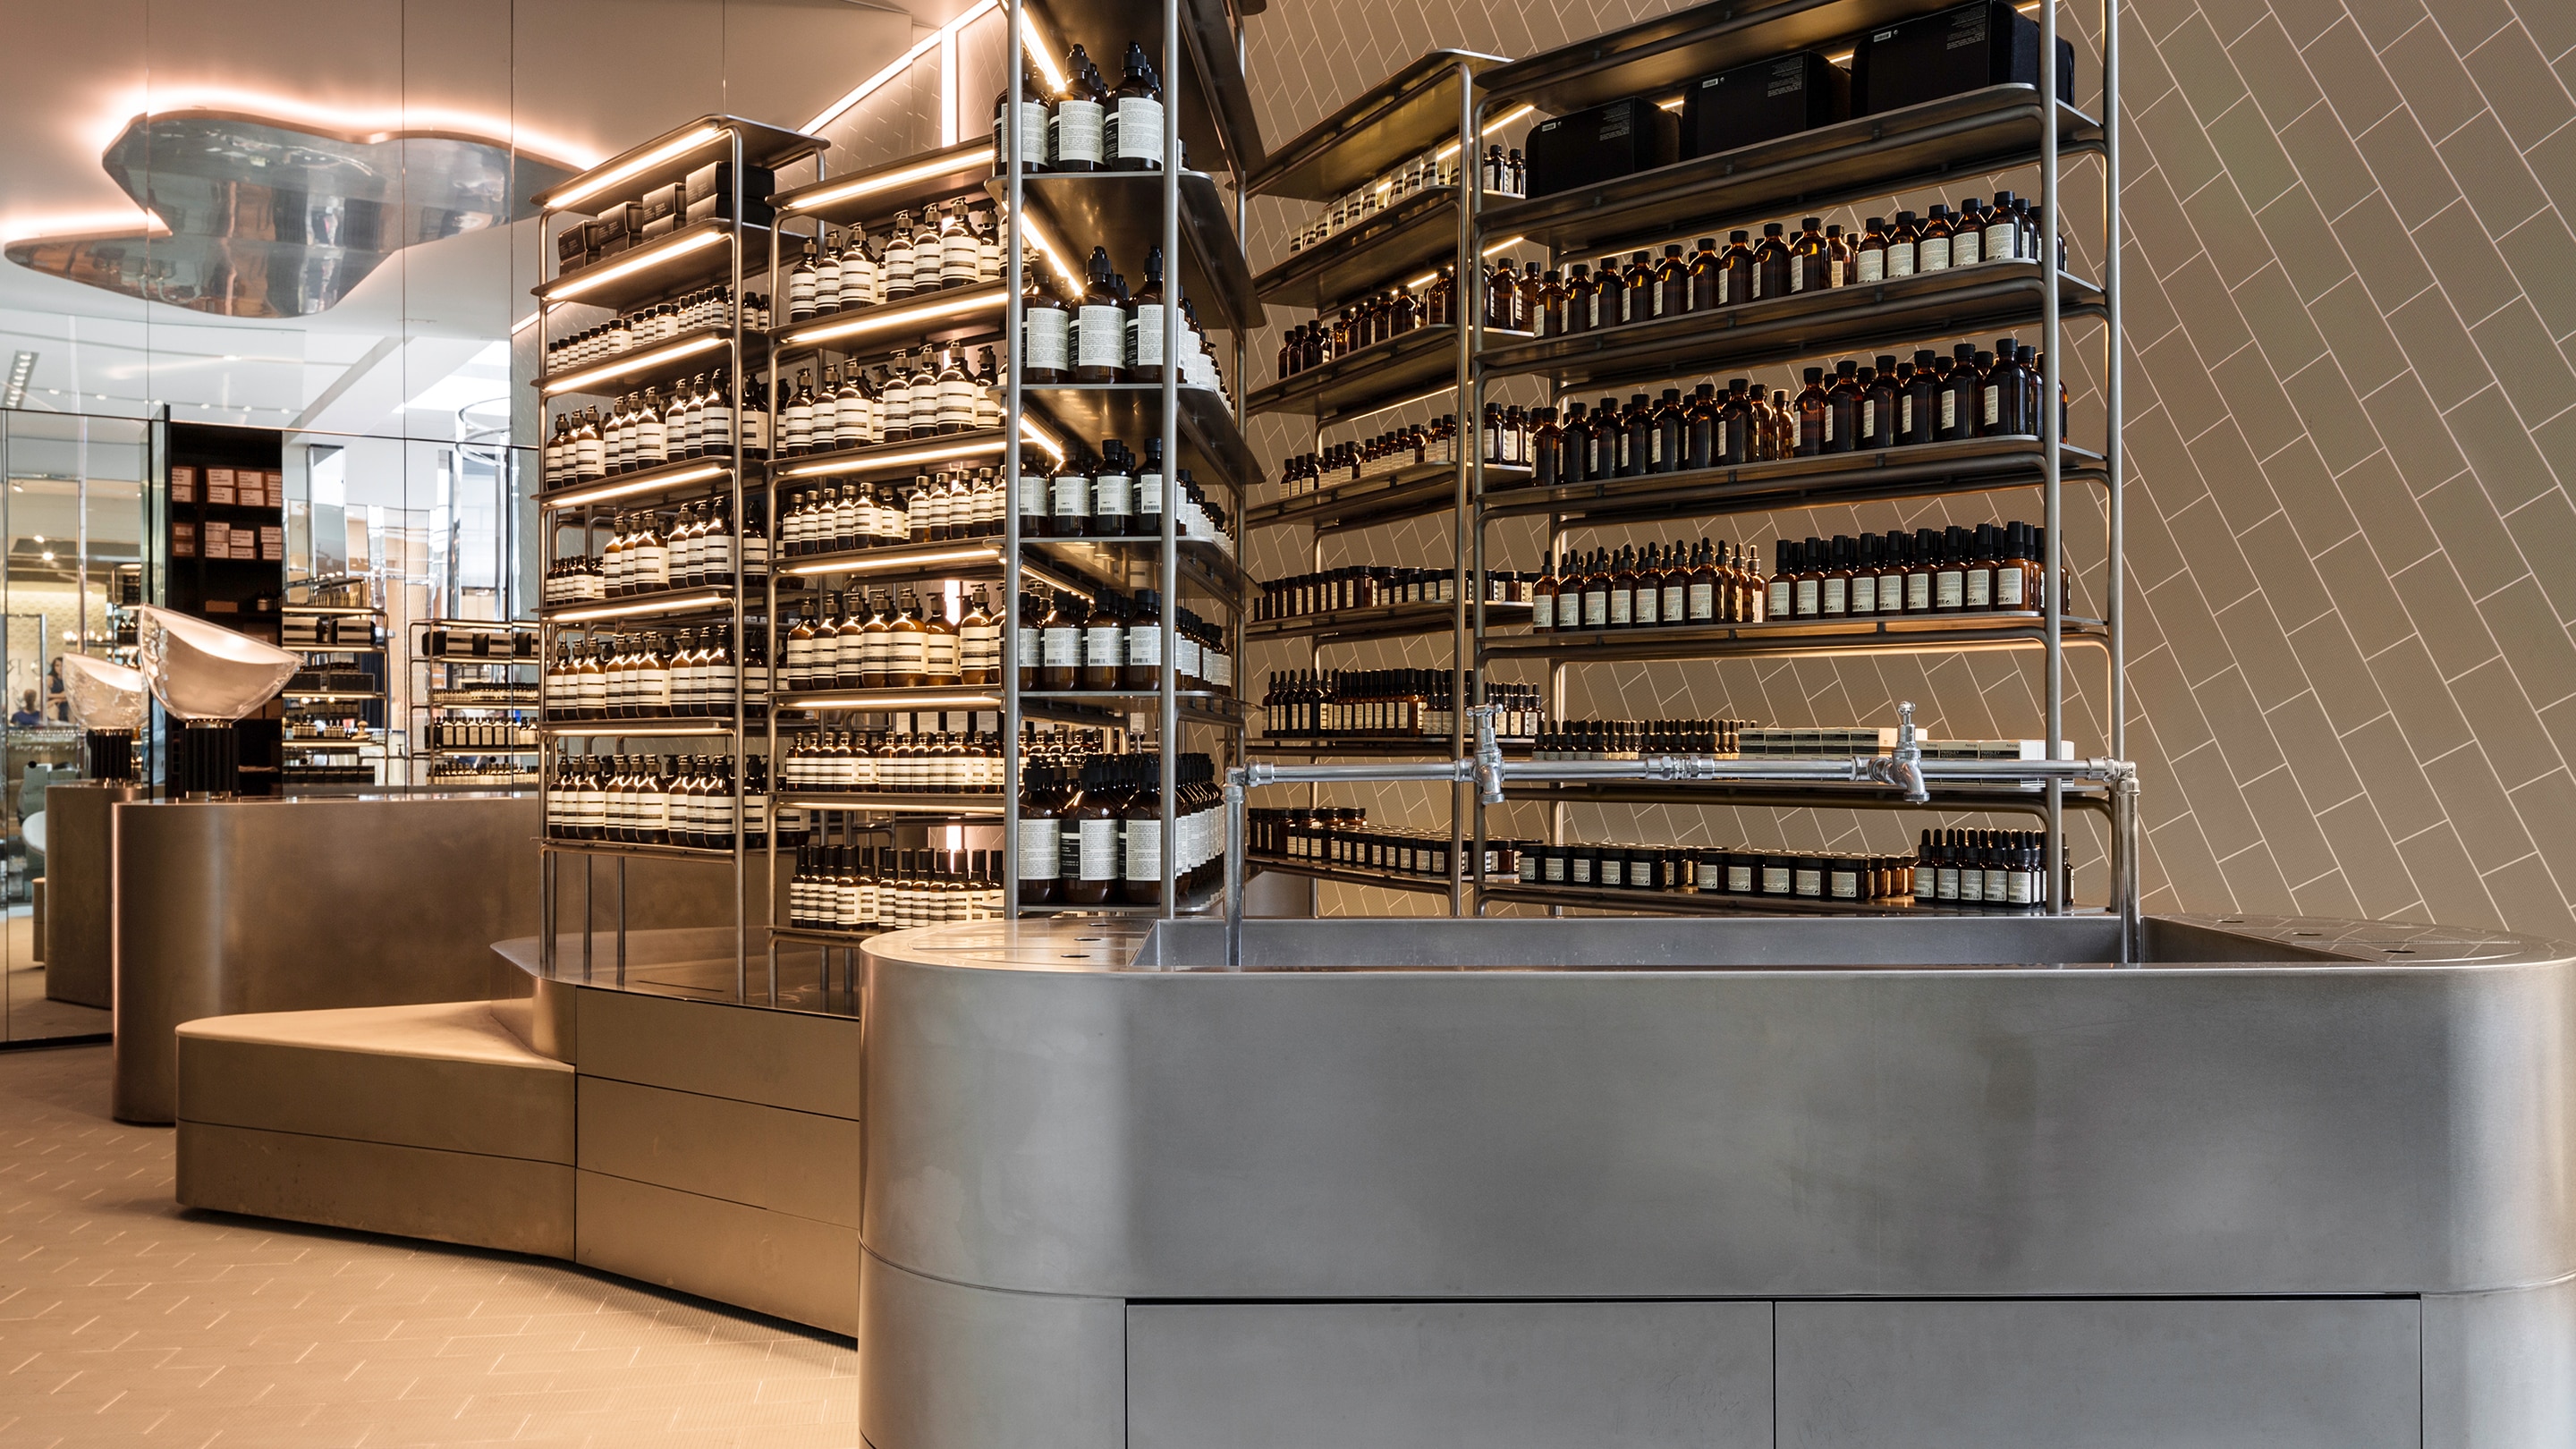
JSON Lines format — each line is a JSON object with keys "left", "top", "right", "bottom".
{"left": 1789, "top": 217, "right": 1831, "bottom": 294}
{"left": 1904, "top": 350, "right": 1940, "bottom": 445}
{"left": 1751, "top": 223, "right": 1790, "bottom": 302}
{"left": 1686, "top": 237, "right": 1722, "bottom": 312}
{"left": 1716, "top": 230, "right": 1753, "bottom": 307}
{"left": 1684, "top": 383, "right": 1719, "bottom": 470}
{"left": 1650, "top": 387, "right": 1686, "bottom": 474}
{"left": 1653, "top": 243, "right": 1688, "bottom": 319}
{"left": 1941, "top": 342, "right": 1979, "bottom": 441}
{"left": 1620, "top": 250, "right": 1655, "bottom": 326}
{"left": 1826, "top": 360, "right": 1862, "bottom": 454}
{"left": 1120, "top": 758, "right": 1163, "bottom": 904}
{"left": 1793, "top": 367, "right": 1829, "bottom": 457}
{"left": 1564, "top": 263, "right": 1596, "bottom": 335}
{"left": 1062, "top": 758, "right": 1119, "bottom": 906}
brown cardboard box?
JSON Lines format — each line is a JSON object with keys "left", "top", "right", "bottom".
{"left": 171, "top": 465, "right": 197, "bottom": 503}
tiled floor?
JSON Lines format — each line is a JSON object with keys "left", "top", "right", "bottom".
{"left": 0, "top": 1045, "right": 859, "bottom": 1447}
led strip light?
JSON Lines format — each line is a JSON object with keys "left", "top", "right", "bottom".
{"left": 540, "top": 462, "right": 729, "bottom": 510}
{"left": 544, "top": 589, "right": 730, "bottom": 623}
{"left": 542, "top": 227, "right": 726, "bottom": 304}
{"left": 540, "top": 333, "right": 727, "bottom": 397}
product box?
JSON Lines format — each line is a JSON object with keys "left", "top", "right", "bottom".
{"left": 171, "top": 464, "right": 197, "bottom": 503}
{"left": 173, "top": 521, "right": 197, "bottom": 558}
{"left": 556, "top": 225, "right": 589, "bottom": 272}
{"left": 1680, "top": 52, "right": 1851, "bottom": 158}
{"left": 1851, "top": 1, "right": 2079, "bottom": 116}
{"left": 1525, "top": 97, "right": 1682, "bottom": 199}
{"left": 683, "top": 161, "right": 777, "bottom": 226}
{"left": 258, "top": 526, "right": 284, "bottom": 561}
{"left": 237, "top": 471, "right": 266, "bottom": 508}
{"left": 206, "top": 467, "right": 236, "bottom": 504}
{"left": 204, "top": 520, "right": 232, "bottom": 555}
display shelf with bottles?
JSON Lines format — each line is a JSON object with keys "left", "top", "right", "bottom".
{"left": 1454, "top": 0, "right": 2123, "bottom": 917}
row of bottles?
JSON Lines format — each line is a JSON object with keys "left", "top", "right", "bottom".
{"left": 787, "top": 847, "right": 1007, "bottom": 932}
{"left": 1520, "top": 842, "right": 1918, "bottom": 903}
{"left": 1507, "top": 195, "right": 2056, "bottom": 338}
{"left": 1253, "top": 808, "right": 1465, "bottom": 879}
{"left": 1273, "top": 419, "right": 1464, "bottom": 496}
{"left": 1530, "top": 717, "right": 1752, "bottom": 759}
{"left": 1253, "top": 565, "right": 1540, "bottom": 623}
{"left": 1021, "top": 245, "right": 1230, "bottom": 398}
{"left": 773, "top": 347, "right": 1002, "bottom": 455}
{"left": 1021, "top": 439, "right": 1233, "bottom": 548}
{"left": 1762, "top": 524, "right": 2054, "bottom": 620}
{"left": 544, "top": 752, "right": 779, "bottom": 850}
{"left": 569, "top": 501, "right": 769, "bottom": 597}
{"left": 779, "top": 724, "right": 1009, "bottom": 794}
{"left": 1258, "top": 670, "right": 1543, "bottom": 741}
{"left": 1531, "top": 540, "right": 1767, "bottom": 631}
{"left": 1486, "top": 343, "right": 2065, "bottom": 496}
{"left": 779, "top": 588, "right": 1000, "bottom": 691}
{"left": 785, "top": 202, "right": 1002, "bottom": 322}
{"left": 540, "top": 347, "right": 1005, "bottom": 487}
{"left": 1015, "top": 752, "right": 1225, "bottom": 906}
{"left": 546, "top": 288, "right": 765, "bottom": 372}
{"left": 780, "top": 468, "right": 1009, "bottom": 555}
{"left": 991, "top": 42, "right": 1170, "bottom": 174}
{"left": 1018, "top": 586, "right": 1233, "bottom": 693}
{"left": 425, "top": 755, "right": 537, "bottom": 786}
{"left": 1283, "top": 147, "right": 1470, "bottom": 257}
{"left": 1274, "top": 268, "right": 1458, "bottom": 377}
{"left": 426, "top": 718, "right": 538, "bottom": 750}
{"left": 543, "top": 630, "right": 759, "bottom": 719}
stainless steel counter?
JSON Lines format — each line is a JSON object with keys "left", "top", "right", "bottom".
{"left": 858, "top": 912, "right": 2576, "bottom": 1449}
{"left": 113, "top": 795, "right": 748, "bottom": 1123}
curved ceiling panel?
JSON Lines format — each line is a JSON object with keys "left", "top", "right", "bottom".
{"left": 4, "top": 110, "right": 572, "bottom": 318}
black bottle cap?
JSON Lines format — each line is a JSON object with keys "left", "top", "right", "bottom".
{"left": 1762, "top": 223, "right": 1784, "bottom": 237}
{"left": 1803, "top": 366, "right": 1826, "bottom": 384}
{"left": 1865, "top": 216, "right": 1885, "bottom": 232}
{"left": 1697, "top": 237, "right": 1717, "bottom": 249}
{"left": 1664, "top": 242, "right": 1683, "bottom": 256}
{"left": 1877, "top": 354, "right": 1898, "bottom": 370}
{"left": 1836, "top": 359, "right": 1859, "bottom": 377}
{"left": 1729, "top": 229, "right": 1750, "bottom": 242}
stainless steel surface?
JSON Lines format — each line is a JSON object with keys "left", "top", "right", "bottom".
{"left": 576, "top": 1169, "right": 858, "bottom": 1335}
{"left": 112, "top": 795, "right": 732, "bottom": 1123}
{"left": 865, "top": 912, "right": 2575, "bottom": 1301}
{"left": 6, "top": 112, "right": 571, "bottom": 318}
{"left": 852, "top": 909, "right": 2573, "bottom": 1447}
{"left": 1772, "top": 1298, "right": 2420, "bottom": 1448}
{"left": 1244, "top": 49, "right": 1512, "bottom": 201}
{"left": 1485, "top": 0, "right": 1979, "bottom": 116}
{"left": 42, "top": 782, "right": 136, "bottom": 1009}
{"left": 579, "top": 1076, "right": 860, "bottom": 1228}
{"left": 177, "top": 1122, "right": 576, "bottom": 1258}
{"left": 1128, "top": 1301, "right": 1775, "bottom": 1448}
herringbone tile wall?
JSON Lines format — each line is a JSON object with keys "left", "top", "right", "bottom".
{"left": 1233, "top": 0, "right": 2576, "bottom": 936}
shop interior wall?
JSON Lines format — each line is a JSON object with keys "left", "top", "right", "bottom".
{"left": 1234, "top": 0, "right": 2576, "bottom": 939}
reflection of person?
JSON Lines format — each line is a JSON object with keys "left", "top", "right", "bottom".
{"left": 10, "top": 691, "right": 42, "bottom": 728}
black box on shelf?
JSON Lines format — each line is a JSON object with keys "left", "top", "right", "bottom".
{"left": 1680, "top": 52, "right": 1851, "bottom": 158}
{"left": 1851, "top": 1, "right": 2079, "bottom": 116}
{"left": 1526, "top": 97, "right": 1682, "bottom": 199}
{"left": 682, "top": 161, "right": 776, "bottom": 226}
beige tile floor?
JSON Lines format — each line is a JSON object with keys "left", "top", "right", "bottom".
{"left": 0, "top": 1045, "right": 859, "bottom": 1447}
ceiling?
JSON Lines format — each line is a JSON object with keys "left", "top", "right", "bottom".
{"left": 0, "top": 0, "right": 922, "bottom": 446}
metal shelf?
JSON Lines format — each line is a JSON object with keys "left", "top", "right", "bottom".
{"left": 767, "top": 278, "right": 1008, "bottom": 355}
{"left": 770, "top": 924, "right": 894, "bottom": 947}
{"left": 1250, "top": 458, "right": 1531, "bottom": 536}
{"left": 281, "top": 691, "right": 385, "bottom": 702}
{"left": 1252, "top": 187, "right": 1517, "bottom": 311}
{"left": 539, "top": 586, "right": 737, "bottom": 625}
{"left": 1479, "top": 437, "right": 2107, "bottom": 528}
{"left": 1479, "top": 264, "right": 2104, "bottom": 394}
{"left": 538, "top": 837, "right": 744, "bottom": 862}
{"left": 1480, "top": 880, "right": 1938, "bottom": 917}
{"left": 420, "top": 745, "right": 543, "bottom": 758}
{"left": 776, "top": 538, "right": 1009, "bottom": 582}
{"left": 535, "top": 114, "right": 826, "bottom": 215}
{"left": 1246, "top": 50, "right": 1512, "bottom": 202}
{"left": 769, "top": 428, "right": 1012, "bottom": 485}
{"left": 775, "top": 684, "right": 1004, "bottom": 711}
{"left": 1479, "top": 610, "right": 2109, "bottom": 665}
{"left": 998, "top": 169, "right": 1260, "bottom": 333}
{"left": 1245, "top": 737, "right": 1475, "bottom": 758}
{"left": 540, "top": 456, "right": 739, "bottom": 513}
{"left": 1250, "top": 323, "right": 1530, "bottom": 424}
{"left": 1484, "top": 0, "right": 1998, "bottom": 117}
{"left": 538, "top": 719, "right": 742, "bottom": 738}
{"left": 537, "top": 217, "right": 781, "bottom": 312}
{"left": 1023, "top": 534, "right": 1251, "bottom": 607}
{"left": 1021, "top": 382, "right": 1261, "bottom": 488}
{"left": 777, "top": 792, "right": 1004, "bottom": 815}
{"left": 1247, "top": 854, "right": 1458, "bottom": 894}
{"left": 279, "top": 603, "right": 382, "bottom": 616}
{"left": 1491, "top": 89, "right": 2100, "bottom": 260}
{"left": 1022, "top": 689, "right": 1245, "bottom": 727}
{"left": 770, "top": 138, "right": 996, "bottom": 229}
{"left": 1499, "top": 778, "right": 2110, "bottom": 818}
{"left": 1248, "top": 597, "right": 1530, "bottom": 648}
{"left": 539, "top": 326, "right": 738, "bottom": 400}
{"left": 1014, "top": 869, "right": 1231, "bottom": 918}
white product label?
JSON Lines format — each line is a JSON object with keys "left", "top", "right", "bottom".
{"left": 1936, "top": 571, "right": 1965, "bottom": 609}
{"left": 1533, "top": 593, "right": 1556, "bottom": 631}
{"left": 1795, "top": 578, "right": 1818, "bottom": 614}
{"left": 1761, "top": 865, "right": 1791, "bottom": 894}
{"left": 1053, "top": 473, "right": 1089, "bottom": 517}
{"left": 1018, "top": 818, "right": 1060, "bottom": 878}
{"left": 1112, "top": 97, "right": 1164, "bottom": 165}
{"left": 1025, "top": 307, "right": 1071, "bottom": 370}
{"left": 1888, "top": 242, "right": 1916, "bottom": 276}
{"left": 1769, "top": 580, "right": 1792, "bottom": 618}
{"left": 1953, "top": 229, "right": 1981, "bottom": 267}
{"left": 1077, "top": 818, "right": 1121, "bottom": 879}
{"left": 1076, "top": 304, "right": 1126, "bottom": 369}
{"left": 1822, "top": 577, "right": 1846, "bottom": 614}
{"left": 1996, "top": 568, "right": 2026, "bottom": 606}
{"left": 1085, "top": 624, "right": 1121, "bottom": 667}
{"left": 1941, "top": 392, "right": 1958, "bottom": 431}
{"left": 1967, "top": 569, "right": 1993, "bottom": 609}
{"left": 1831, "top": 870, "right": 1860, "bottom": 900}
{"left": 1094, "top": 471, "right": 1132, "bottom": 516}
{"left": 1125, "top": 625, "right": 1160, "bottom": 665}
{"left": 1044, "top": 625, "right": 1080, "bottom": 665}
{"left": 1688, "top": 582, "right": 1715, "bottom": 620}
{"left": 1857, "top": 249, "right": 1885, "bottom": 284}
{"left": 1987, "top": 221, "right": 2016, "bottom": 261}
{"left": 1794, "top": 868, "right": 1823, "bottom": 896}
{"left": 1727, "top": 864, "right": 1754, "bottom": 893}
{"left": 1908, "top": 573, "right": 1932, "bottom": 612}
{"left": 1901, "top": 394, "right": 1914, "bottom": 436}
{"left": 1054, "top": 101, "right": 1105, "bottom": 164}
{"left": 1921, "top": 236, "right": 1951, "bottom": 271}
{"left": 1019, "top": 472, "right": 1049, "bottom": 517}
{"left": 1123, "top": 820, "right": 1161, "bottom": 880}
{"left": 1129, "top": 309, "right": 1164, "bottom": 368}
